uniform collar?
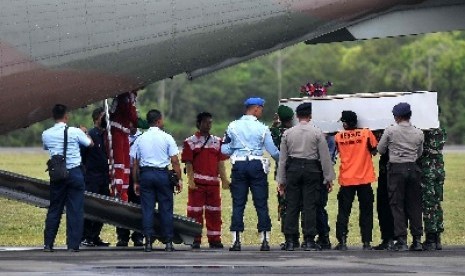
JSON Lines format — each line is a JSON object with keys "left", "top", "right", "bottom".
{"left": 54, "top": 122, "right": 67, "bottom": 127}
{"left": 398, "top": 121, "right": 412, "bottom": 127}
{"left": 149, "top": 126, "right": 161, "bottom": 131}
{"left": 241, "top": 115, "right": 258, "bottom": 121}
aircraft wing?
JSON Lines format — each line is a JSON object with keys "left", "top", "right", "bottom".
{"left": 2, "top": 0, "right": 465, "bottom": 134}
{"left": 305, "top": 0, "right": 465, "bottom": 44}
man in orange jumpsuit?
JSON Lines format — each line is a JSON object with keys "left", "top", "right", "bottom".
{"left": 334, "top": 110, "right": 378, "bottom": 250}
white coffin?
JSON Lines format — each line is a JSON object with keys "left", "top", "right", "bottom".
{"left": 279, "top": 91, "right": 439, "bottom": 133}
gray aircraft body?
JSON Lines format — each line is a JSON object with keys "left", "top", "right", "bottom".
{"left": 1, "top": 0, "right": 465, "bottom": 134}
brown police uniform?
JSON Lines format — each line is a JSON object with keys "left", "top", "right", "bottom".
{"left": 377, "top": 120, "right": 424, "bottom": 248}
{"left": 277, "top": 119, "right": 335, "bottom": 249}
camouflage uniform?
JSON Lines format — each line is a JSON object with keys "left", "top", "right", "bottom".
{"left": 270, "top": 124, "right": 290, "bottom": 231}
{"left": 418, "top": 127, "right": 446, "bottom": 249}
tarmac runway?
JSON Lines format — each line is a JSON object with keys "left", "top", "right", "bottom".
{"left": 0, "top": 246, "right": 464, "bottom": 275}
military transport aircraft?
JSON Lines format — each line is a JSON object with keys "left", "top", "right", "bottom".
{"left": 1, "top": 0, "right": 465, "bottom": 244}
{"left": 1, "top": 0, "right": 465, "bottom": 135}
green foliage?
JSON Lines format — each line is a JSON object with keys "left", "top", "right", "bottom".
{"left": 2, "top": 32, "right": 465, "bottom": 145}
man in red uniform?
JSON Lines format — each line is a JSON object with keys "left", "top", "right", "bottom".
{"left": 334, "top": 110, "right": 378, "bottom": 250}
{"left": 109, "top": 91, "right": 138, "bottom": 202}
{"left": 182, "top": 112, "right": 230, "bottom": 249}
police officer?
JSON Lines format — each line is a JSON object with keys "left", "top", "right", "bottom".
{"left": 373, "top": 131, "right": 395, "bottom": 250}
{"left": 221, "top": 97, "right": 279, "bottom": 251}
{"left": 42, "top": 104, "right": 93, "bottom": 252}
{"left": 315, "top": 134, "right": 336, "bottom": 250}
{"left": 277, "top": 103, "right": 335, "bottom": 251}
{"left": 132, "top": 109, "right": 183, "bottom": 252}
{"left": 81, "top": 107, "right": 111, "bottom": 247}
{"left": 377, "top": 102, "right": 424, "bottom": 251}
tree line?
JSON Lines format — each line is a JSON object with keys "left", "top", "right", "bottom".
{"left": 2, "top": 31, "right": 464, "bottom": 146}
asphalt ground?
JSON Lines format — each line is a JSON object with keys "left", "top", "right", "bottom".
{"left": 0, "top": 245, "right": 464, "bottom": 275}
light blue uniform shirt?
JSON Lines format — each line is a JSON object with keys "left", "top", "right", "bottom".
{"left": 129, "top": 129, "right": 142, "bottom": 167}
{"left": 42, "top": 122, "right": 92, "bottom": 169}
{"left": 221, "top": 115, "right": 279, "bottom": 160}
{"left": 131, "top": 127, "right": 179, "bottom": 168}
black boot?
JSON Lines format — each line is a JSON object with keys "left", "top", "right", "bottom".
{"left": 409, "top": 236, "right": 423, "bottom": 251}
{"left": 334, "top": 236, "right": 348, "bottom": 251}
{"left": 393, "top": 236, "right": 408, "bottom": 251}
{"left": 285, "top": 235, "right": 294, "bottom": 251}
{"left": 165, "top": 241, "right": 175, "bottom": 252}
{"left": 436, "top": 233, "right": 442, "bottom": 250}
{"left": 305, "top": 236, "right": 321, "bottom": 251}
{"left": 144, "top": 236, "right": 152, "bottom": 252}
{"left": 423, "top": 233, "right": 437, "bottom": 251}
{"left": 293, "top": 234, "right": 301, "bottom": 248}
{"left": 362, "top": 242, "right": 372, "bottom": 250}
{"left": 280, "top": 241, "right": 286, "bottom": 250}
{"left": 229, "top": 232, "right": 241, "bottom": 251}
{"left": 316, "top": 235, "right": 332, "bottom": 250}
{"left": 260, "top": 231, "right": 270, "bottom": 251}
{"left": 373, "top": 239, "right": 394, "bottom": 250}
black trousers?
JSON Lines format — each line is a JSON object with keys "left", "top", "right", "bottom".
{"left": 316, "top": 186, "right": 330, "bottom": 236}
{"left": 83, "top": 172, "right": 110, "bottom": 241}
{"left": 376, "top": 154, "right": 395, "bottom": 241}
{"left": 283, "top": 158, "right": 321, "bottom": 238}
{"left": 387, "top": 162, "right": 423, "bottom": 238}
{"left": 117, "top": 170, "right": 143, "bottom": 242}
{"left": 336, "top": 184, "right": 374, "bottom": 242}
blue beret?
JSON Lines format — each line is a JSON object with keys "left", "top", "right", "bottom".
{"left": 392, "top": 102, "right": 411, "bottom": 117}
{"left": 244, "top": 97, "right": 265, "bottom": 107}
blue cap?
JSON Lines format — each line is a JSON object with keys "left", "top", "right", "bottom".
{"left": 244, "top": 97, "right": 265, "bottom": 107}
{"left": 392, "top": 102, "right": 411, "bottom": 117}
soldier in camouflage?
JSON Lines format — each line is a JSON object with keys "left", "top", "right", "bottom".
{"left": 418, "top": 127, "right": 447, "bottom": 250}
{"left": 270, "top": 105, "right": 295, "bottom": 249}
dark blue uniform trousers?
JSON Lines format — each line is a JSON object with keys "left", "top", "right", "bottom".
{"left": 83, "top": 172, "right": 109, "bottom": 241}
{"left": 230, "top": 160, "right": 271, "bottom": 232}
{"left": 316, "top": 186, "right": 330, "bottom": 235}
{"left": 139, "top": 169, "right": 174, "bottom": 241}
{"left": 44, "top": 167, "right": 85, "bottom": 250}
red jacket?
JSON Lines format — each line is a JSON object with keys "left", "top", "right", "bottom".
{"left": 182, "top": 133, "right": 228, "bottom": 185}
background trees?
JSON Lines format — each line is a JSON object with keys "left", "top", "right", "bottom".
{"left": 3, "top": 32, "right": 465, "bottom": 145}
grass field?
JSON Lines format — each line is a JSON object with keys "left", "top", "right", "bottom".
{"left": 0, "top": 150, "right": 464, "bottom": 247}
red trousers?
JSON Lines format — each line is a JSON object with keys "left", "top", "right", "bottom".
{"left": 111, "top": 130, "right": 130, "bottom": 202}
{"left": 187, "top": 184, "right": 222, "bottom": 243}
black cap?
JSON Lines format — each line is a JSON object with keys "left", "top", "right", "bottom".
{"left": 392, "top": 102, "right": 411, "bottom": 117}
{"left": 296, "top": 103, "right": 312, "bottom": 117}
{"left": 340, "top": 110, "right": 357, "bottom": 124}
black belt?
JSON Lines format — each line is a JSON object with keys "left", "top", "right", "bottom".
{"left": 389, "top": 162, "right": 417, "bottom": 166}
{"left": 140, "top": 166, "right": 168, "bottom": 171}
{"left": 288, "top": 157, "right": 319, "bottom": 164}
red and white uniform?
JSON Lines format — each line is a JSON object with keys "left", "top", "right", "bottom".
{"left": 109, "top": 91, "right": 138, "bottom": 202}
{"left": 182, "top": 133, "right": 228, "bottom": 243}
